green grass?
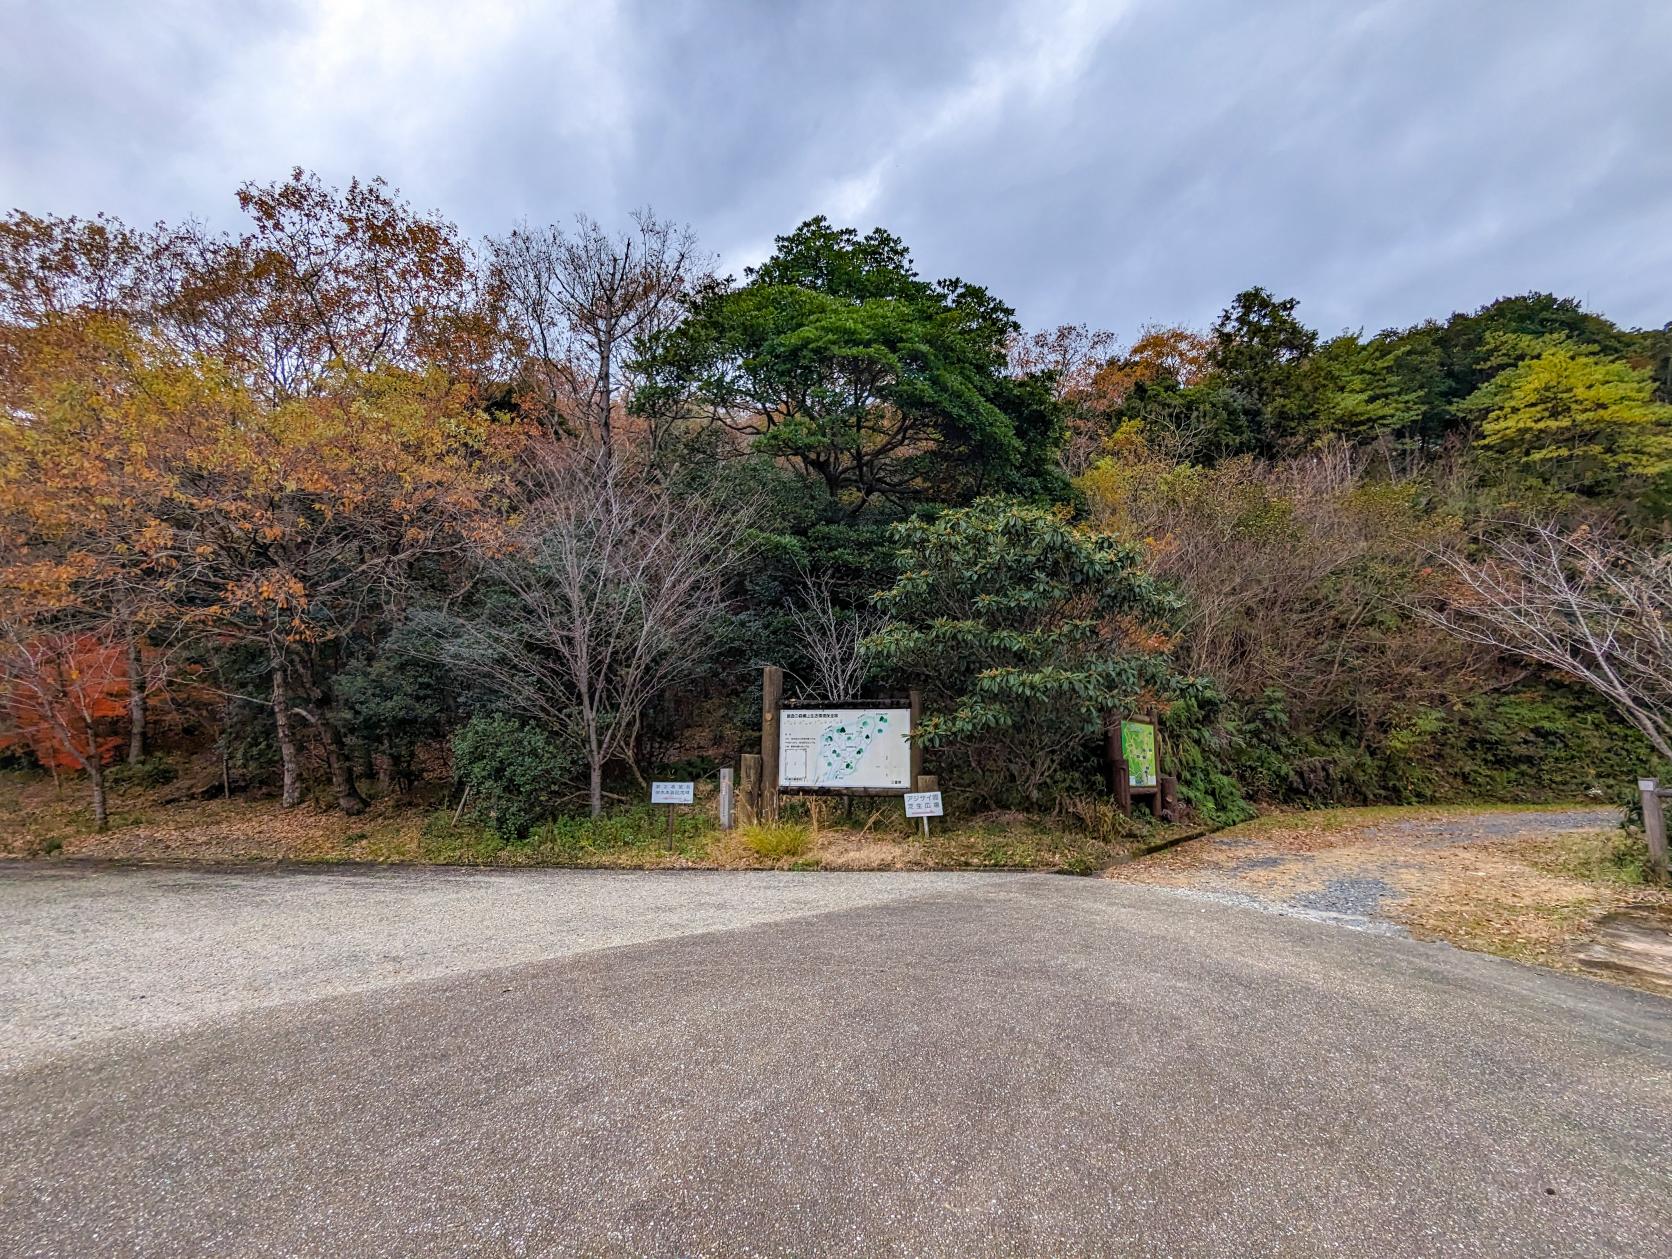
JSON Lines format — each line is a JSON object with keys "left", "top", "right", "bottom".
{"left": 417, "top": 804, "right": 719, "bottom": 866}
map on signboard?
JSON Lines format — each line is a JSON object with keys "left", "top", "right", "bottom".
{"left": 1121, "top": 720, "right": 1158, "bottom": 788}
{"left": 779, "top": 707, "right": 912, "bottom": 790}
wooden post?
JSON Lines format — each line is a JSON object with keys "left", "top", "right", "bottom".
{"left": 666, "top": 806, "right": 676, "bottom": 851}
{"left": 739, "top": 754, "right": 761, "bottom": 827}
{"left": 909, "top": 689, "right": 924, "bottom": 785}
{"left": 915, "top": 773, "right": 938, "bottom": 841}
{"left": 1159, "top": 775, "right": 1179, "bottom": 823}
{"left": 718, "top": 767, "right": 735, "bottom": 830}
{"left": 1641, "top": 779, "right": 1669, "bottom": 882}
{"left": 1106, "top": 718, "right": 1133, "bottom": 817}
{"left": 760, "top": 666, "right": 783, "bottom": 824}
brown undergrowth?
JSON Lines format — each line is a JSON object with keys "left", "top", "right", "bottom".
{"left": 0, "top": 771, "right": 1198, "bottom": 873}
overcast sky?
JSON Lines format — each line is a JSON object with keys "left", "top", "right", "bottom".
{"left": 3, "top": 0, "right": 1668, "bottom": 340}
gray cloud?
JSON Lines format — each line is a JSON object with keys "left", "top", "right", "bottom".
{"left": 2, "top": 0, "right": 1667, "bottom": 339}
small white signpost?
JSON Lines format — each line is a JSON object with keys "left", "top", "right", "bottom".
{"left": 904, "top": 790, "right": 943, "bottom": 839}
{"left": 651, "top": 781, "right": 694, "bottom": 850}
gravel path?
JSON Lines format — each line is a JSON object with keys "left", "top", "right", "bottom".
{"left": 0, "top": 863, "right": 1014, "bottom": 1071}
{"left": 1110, "top": 806, "right": 1621, "bottom": 933}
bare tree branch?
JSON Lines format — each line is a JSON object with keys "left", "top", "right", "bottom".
{"left": 490, "top": 210, "right": 705, "bottom": 461}
{"left": 1421, "top": 523, "right": 1672, "bottom": 762}
{"left": 439, "top": 440, "right": 755, "bottom": 815}
{"left": 784, "top": 567, "right": 886, "bottom": 702}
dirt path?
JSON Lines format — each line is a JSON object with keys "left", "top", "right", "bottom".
{"left": 1108, "top": 806, "right": 1672, "bottom": 990}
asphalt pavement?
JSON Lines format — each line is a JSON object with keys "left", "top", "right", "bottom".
{"left": 1, "top": 864, "right": 1668, "bottom": 1257}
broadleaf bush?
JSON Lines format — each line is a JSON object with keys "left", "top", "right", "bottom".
{"left": 450, "top": 714, "right": 579, "bottom": 841}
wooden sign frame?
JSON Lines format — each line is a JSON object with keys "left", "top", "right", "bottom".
{"left": 752, "top": 666, "right": 923, "bottom": 821}
{"left": 1106, "top": 711, "right": 1180, "bottom": 822}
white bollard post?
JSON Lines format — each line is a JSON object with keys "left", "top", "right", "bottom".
{"left": 719, "top": 767, "right": 735, "bottom": 831}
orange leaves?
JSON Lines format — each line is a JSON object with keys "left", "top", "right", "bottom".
{"left": 230, "top": 573, "right": 307, "bottom": 615}
{"left": 0, "top": 177, "right": 517, "bottom": 716}
{"left": 1089, "top": 325, "right": 1214, "bottom": 413}
{"left": 0, "top": 633, "right": 129, "bottom": 770}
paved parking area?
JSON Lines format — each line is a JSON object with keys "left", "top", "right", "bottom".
{"left": 0, "top": 863, "right": 993, "bottom": 1069}
{"left": 2, "top": 863, "right": 1669, "bottom": 1257}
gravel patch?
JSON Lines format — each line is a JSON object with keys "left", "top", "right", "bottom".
{"left": 1291, "top": 875, "right": 1401, "bottom": 919}
{"left": 0, "top": 864, "right": 1023, "bottom": 1070}
{"left": 1384, "top": 808, "right": 1620, "bottom": 843}
{"left": 1151, "top": 884, "right": 1410, "bottom": 936}
{"left": 1227, "top": 854, "right": 1288, "bottom": 872}
{"left": 1121, "top": 808, "right": 1630, "bottom": 941}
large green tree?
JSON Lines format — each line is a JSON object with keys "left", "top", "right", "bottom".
{"left": 1209, "top": 287, "right": 1319, "bottom": 456}
{"left": 1465, "top": 338, "right": 1672, "bottom": 507}
{"left": 636, "top": 217, "right": 1065, "bottom": 511}
{"left": 1349, "top": 293, "right": 1635, "bottom": 449}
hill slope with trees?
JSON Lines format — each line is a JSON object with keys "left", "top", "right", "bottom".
{"left": 1, "top": 173, "right": 1666, "bottom": 852}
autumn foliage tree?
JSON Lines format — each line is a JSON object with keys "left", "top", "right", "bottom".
{"left": 0, "top": 174, "right": 511, "bottom": 817}
{"left": 0, "top": 555, "right": 130, "bottom": 828}
{"left": 1464, "top": 338, "right": 1672, "bottom": 508}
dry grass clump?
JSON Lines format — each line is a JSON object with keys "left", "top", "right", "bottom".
{"left": 738, "top": 822, "right": 811, "bottom": 860}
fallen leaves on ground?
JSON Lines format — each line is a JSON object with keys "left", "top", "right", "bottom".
{"left": 1108, "top": 805, "right": 1672, "bottom": 990}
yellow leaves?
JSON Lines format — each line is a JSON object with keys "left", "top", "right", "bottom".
{"left": 239, "top": 572, "right": 308, "bottom": 615}
{"left": 1472, "top": 343, "right": 1672, "bottom": 493}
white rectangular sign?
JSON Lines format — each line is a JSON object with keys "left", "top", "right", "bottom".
{"left": 779, "top": 707, "right": 912, "bottom": 790}
{"left": 903, "top": 791, "right": 943, "bottom": 818}
{"left": 651, "top": 781, "right": 694, "bottom": 805}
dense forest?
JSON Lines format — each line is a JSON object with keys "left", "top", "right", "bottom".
{"left": 2, "top": 172, "right": 1667, "bottom": 838}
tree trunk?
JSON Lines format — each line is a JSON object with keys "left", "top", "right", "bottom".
{"left": 271, "top": 662, "right": 302, "bottom": 809}
{"left": 126, "top": 625, "right": 146, "bottom": 765}
{"left": 320, "top": 717, "right": 367, "bottom": 816}
{"left": 89, "top": 755, "right": 108, "bottom": 832}
{"left": 80, "top": 711, "right": 108, "bottom": 831}
{"left": 588, "top": 759, "right": 603, "bottom": 819}
{"left": 597, "top": 340, "right": 612, "bottom": 460}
